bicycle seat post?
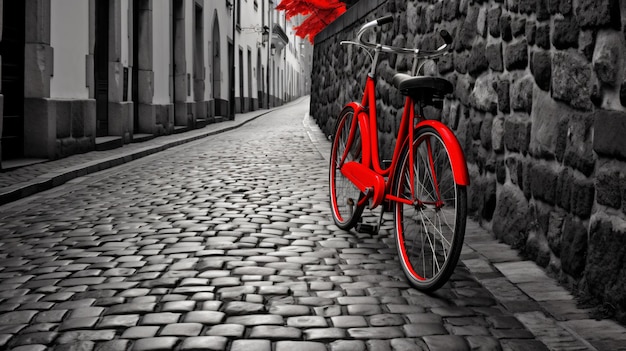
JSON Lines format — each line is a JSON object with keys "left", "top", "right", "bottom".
{"left": 411, "top": 52, "right": 420, "bottom": 76}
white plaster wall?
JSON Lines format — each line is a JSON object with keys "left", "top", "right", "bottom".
{"left": 270, "top": 6, "right": 285, "bottom": 100}
{"left": 219, "top": 5, "right": 231, "bottom": 102}
{"left": 203, "top": 1, "right": 210, "bottom": 101}
{"left": 285, "top": 21, "right": 301, "bottom": 97}
{"left": 153, "top": 1, "right": 171, "bottom": 105}
{"left": 47, "top": 0, "right": 307, "bottom": 109}
{"left": 224, "top": 9, "right": 232, "bottom": 103}
{"left": 206, "top": 7, "right": 218, "bottom": 100}
{"left": 50, "top": 0, "right": 90, "bottom": 99}
{"left": 238, "top": 0, "right": 255, "bottom": 98}
{"left": 192, "top": 0, "right": 306, "bottom": 105}
{"left": 229, "top": 0, "right": 271, "bottom": 100}
{"left": 121, "top": 0, "right": 129, "bottom": 67}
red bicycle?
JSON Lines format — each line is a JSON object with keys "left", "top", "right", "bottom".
{"left": 329, "top": 15, "right": 469, "bottom": 291}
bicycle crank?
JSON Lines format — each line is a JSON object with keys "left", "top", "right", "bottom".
{"left": 355, "top": 222, "right": 379, "bottom": 235}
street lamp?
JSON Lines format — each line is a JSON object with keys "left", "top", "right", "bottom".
{"left": 230, "top": 0, "right": 236, "bottom": 120}
{"left": 262, "top": 25, "right": 270, "bottom": 45}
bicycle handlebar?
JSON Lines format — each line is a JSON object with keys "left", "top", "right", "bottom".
{"left": 349, "top": 15, "right": 452, "bottom": 58}
{"left": 376, "top": 15, "right": 394, "bottom": 25}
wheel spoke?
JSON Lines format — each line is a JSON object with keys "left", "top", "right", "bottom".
{"left": 419, "top": 209, "right": 452, "bottom": 249}
{"left": 394, "top": 128, "right": 466, "bottom": 292}
{"left": 419, "top": 210, "right": 441, "bottom": 274}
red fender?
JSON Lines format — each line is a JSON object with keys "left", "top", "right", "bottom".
{"left": 344, "top": 101, "right": 364, "bottom": 114}
{"left": 415, "top": 119, "right": 470, "bottom": 186}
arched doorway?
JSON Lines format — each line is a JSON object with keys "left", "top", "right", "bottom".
{"left": 228, "top": 41, "right": 233, "bottom": 118}
{"left": 247, "top": 48, "right": 252, "bottom": 111}
{"left": 132, "top": 0, "right": 154, "bottom": 135}
{"left": 193, "top": 2, "right": 204, "bottom": 120}
{"left": 257, "top": 49, "right": 263, "bottom": 109}
{"left": 239, "top": 48, "right": 243, "bottom": 113}
{"left": 95, "top": 0, "right": 110, "bottom": 137}
{"left": 0, "top": 0, "right": 26, "bottom": 160}
{"left": 172, "top": 0, "right": 186, "bottom": 127}
{"left": 211, "top": 15, "right": 227, "bottom": 116}
{"left": 132, "top": 0, "right": 141, "bottom": 133}
{"left": 212, "top": 15, "right": 222, "bottom": 116}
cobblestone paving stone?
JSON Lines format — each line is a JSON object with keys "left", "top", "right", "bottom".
{"left": 0, "top": 98, "right": 604, "bottom": 350}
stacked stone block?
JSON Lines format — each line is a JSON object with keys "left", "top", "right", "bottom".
{"left": 311, "top": 0, "right": 626, "bottom": 323}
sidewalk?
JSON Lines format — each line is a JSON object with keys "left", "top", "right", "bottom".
{"left": 0, "top": 100, "right": 304, "bottom": 206}
{"left": 303, "top": 112, "right": 626, "bottom": 351}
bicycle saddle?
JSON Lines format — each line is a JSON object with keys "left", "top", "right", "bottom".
{"left": 392, "top": 74, "right": 453, "bottom": 98}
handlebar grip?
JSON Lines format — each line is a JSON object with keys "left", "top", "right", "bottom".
{"left": 440, "top": 30, "right": 453, "bottom": 45}
{"left": 377, "top": 15, "right": 394, "bottom": 25}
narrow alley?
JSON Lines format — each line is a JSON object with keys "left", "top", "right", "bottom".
{"left": 0, "top": 98, "right": 623, "bottom": 350}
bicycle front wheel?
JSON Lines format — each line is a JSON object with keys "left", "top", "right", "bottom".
{"left": 393, "top": 126, "right": 467, "bottom": 291}
{"left": 329, "top": 107, "right": 364, "bottom": 230}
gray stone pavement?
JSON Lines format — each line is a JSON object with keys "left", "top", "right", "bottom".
{"left": 0, "top": 108, "right": 276, "bottom": 206}
{"left": 0, "top": 97, "right": 623, "bottom": 350}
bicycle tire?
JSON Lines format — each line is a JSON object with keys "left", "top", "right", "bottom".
{"left": 329, "top": 106, "right": 365, "bottom": 230}
{"left": 393, "top": 126, "right": 467, "bottom": 291}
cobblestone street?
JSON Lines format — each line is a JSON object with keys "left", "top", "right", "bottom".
{"left": 0, "top": 98, "right": 623, "bottom": 351}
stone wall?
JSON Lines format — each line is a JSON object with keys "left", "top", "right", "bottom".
{"left": 311, "top": 0, "right": 626, "bottom": 323}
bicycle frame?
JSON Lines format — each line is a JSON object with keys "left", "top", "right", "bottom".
{"left": 338, "top": 75, "right": 416, "bottom": 207}
{"left": 331, "top": 15, "right": 469, "bottom": 292}
{"left": 338, "top": 72, "right": 470, "bottom": 210}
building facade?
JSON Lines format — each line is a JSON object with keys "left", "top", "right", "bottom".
{"left": 0, "top": 0, "right": 311, "bottom": 169}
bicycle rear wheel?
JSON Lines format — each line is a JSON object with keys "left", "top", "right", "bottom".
{"left": 393, "top": 126, "right": 467, "bottom": 291}
{"left": 329, "top": 107, "right": 365, "bottom": 230}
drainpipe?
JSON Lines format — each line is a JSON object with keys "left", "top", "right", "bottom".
{"left": 267, "top": 1, "right": 273, "bottom": 108}
{"left": 230, "top": 1, "right": 236, "bottom": 120}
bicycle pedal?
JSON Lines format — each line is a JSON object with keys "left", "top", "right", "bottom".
{"left": 355, "top": 223, "right": 379, "bottom": 235}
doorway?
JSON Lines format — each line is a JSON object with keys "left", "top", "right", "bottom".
{"left": 193, "top": 3, "right": 204, "bottom": 116}
{"left": 1, "top": 1, "right": 26, "bottom": 160}
{"left": 239, "top": 48, "right": 244, "bottom": 113}
{"left": 212, "top": 17, "right": 221, "bottom": 115}
{"left": 172, "top": 0, "right": 185, "bottom": 126}
{"left": 247, "top": 49, "right": 252, "bottom": 111}
{"left": 257, "top": 49, "right": 263, "bottom": 109}
{"left": 132, "top": 0, "right": 140, "bottom": 133}
{"left": 95, "top": 0, "right": 110, "bottom": 137}
{"left": 228, "top": 42, "right": 233, "bottom": 117}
